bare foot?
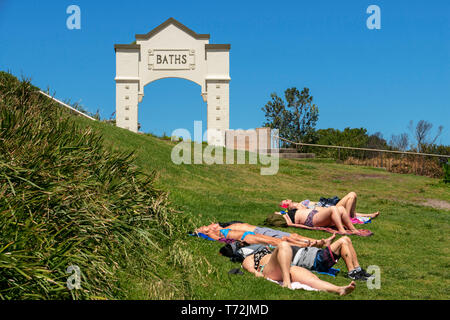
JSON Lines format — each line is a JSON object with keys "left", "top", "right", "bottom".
{"left": 371, "top": 212, "right": 380, "bottom": 218}
{"left": 338, "top": 281, "right": 356, "bottom": 296}
{"left": 282, "top": 282, "right": 292, "bottom": 289}
{"left": 323, "top": 233, "right": 336, "bottom": 246}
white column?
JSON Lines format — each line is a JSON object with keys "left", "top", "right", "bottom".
{"left": 116, "top": 80, "right": 139, "bottom": 132}
{"left": 114, "top": 44, "right": 141, "bottom": 133}
{"left": 206, "top": 80, "right": 229, "bottom": 146}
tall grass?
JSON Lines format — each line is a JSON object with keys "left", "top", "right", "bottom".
{"left": 0, "top": 72, "right": 193, "bottom": 299}
{"left": 344, "top": 155, "right": 444, "bottom": 178}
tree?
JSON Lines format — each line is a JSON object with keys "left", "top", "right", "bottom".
{"left": 262, "top": 87, "right": 319, "bottom": 144}
{"left": 389, "top": 133, "right": 409, "bottom": 151}
{"left": 367, "top": 132, "right": 388, "bottom": 150}
{"left": 408, "top": 120, "right": 443, "bottom": 152}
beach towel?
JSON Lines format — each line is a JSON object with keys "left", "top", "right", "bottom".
{"left": 266, "top": 278, "right": 318, "bottom": 291}
{"left": 189, "top": 232, "right": 235, "bottom": 243}
{"left": 291, "top": 224, "right": 373, "bottom": 237}
{"left": 351, "top": 217, "right": 372, "bottom": 224}
{"left": 270, "top": 212, "right": 373, "bottom": 237}
{"left": 314, "top": 267, "right": 340, "bottom": 277}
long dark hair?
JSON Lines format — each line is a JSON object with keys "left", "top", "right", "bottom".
{"left": 218, "top": 221, "right": 243, "bottom": 228}
{"left": 219, "top": 241, "right": 248, "bottom": 262}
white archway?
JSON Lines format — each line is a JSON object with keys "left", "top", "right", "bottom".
{"left": 114, "top": 18, "right": 230, "bottom": 146}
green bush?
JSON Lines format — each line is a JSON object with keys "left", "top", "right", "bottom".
{"left": 444, "top": 161, "right": 450, "bottom": 183}
{"left": 0, "top": 72, "right": 177, "bottom": 299}
{"left": 303, "top": 127, "right": 370, "bottom": 159}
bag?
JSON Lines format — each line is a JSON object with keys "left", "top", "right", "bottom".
{"left": 263, "top": 212, "right": 288, "bottom": 227}
{"left": 218, "top": 221, "right": 244, "bottom": 228}
{"left": 236, "top": 244, "right": 267, "bottom": 261}
{"left": 220, "top": 242, "right": 267, "bottom": 263}
{"left": 317, "top": 196, "right": 340, "bottom": 207}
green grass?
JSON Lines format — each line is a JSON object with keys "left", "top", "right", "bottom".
{"left": 74, "top": 116, "right": 450, "bottom": 300}
{"left": 0, "top": 73, "right": 203, "bottom": 299}
{"left": 2, "top": 72, "right": 449, "bottom": 299}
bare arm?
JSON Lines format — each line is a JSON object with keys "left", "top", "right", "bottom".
{"left": 245, "top": 234, "right": 281, "bottom": 246}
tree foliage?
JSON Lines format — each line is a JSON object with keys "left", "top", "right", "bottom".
{"left": 262, "top": 87, "right": 319, "bottom": 144}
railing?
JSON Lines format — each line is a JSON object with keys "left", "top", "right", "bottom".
{"left": 273, "top": 135, "right": 450, "bottom": 178}
{"left": 39, "top": 91, "right": 97, "bottom": 121}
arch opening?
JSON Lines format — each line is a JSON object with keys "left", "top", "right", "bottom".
{"left": 139, "top": 78, "right": 206, "bottom": 142}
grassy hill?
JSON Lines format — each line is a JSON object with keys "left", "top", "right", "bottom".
{"left": 1, "top": 73, "right": 449, "bottom": 299}
{"left": 75, "top": 112, "right": 449, "bottom": 300}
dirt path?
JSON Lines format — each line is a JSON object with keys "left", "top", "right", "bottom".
{"left": 423, "top": 199, "right": 450, "bottom": 211}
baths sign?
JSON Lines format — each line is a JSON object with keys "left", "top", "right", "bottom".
{"left": 149, "top": 49, "right": 195, "bottom": 70}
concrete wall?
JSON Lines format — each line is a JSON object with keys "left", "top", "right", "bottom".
{"left": 225, "top": 128, "right": 271, "bottom": 152}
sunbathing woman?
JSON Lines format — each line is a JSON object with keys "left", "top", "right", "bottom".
{"left": 195, "top": 224, "right": 333, "bottom": 248}
{"left": 277, "top": 200, "right": 367, "bottom": 236}
{"left": 291, "top": 192, "right": 380, "bottom": 219}
{"left": 197, "top": 222, "right": 332, "bottom": 247}
{"left": 241, "top": 241, "right": 356, "bottom": 296}
{"left": 220, "top": 232, "right": 371, "bottom": 280}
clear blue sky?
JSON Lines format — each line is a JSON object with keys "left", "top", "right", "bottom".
{"left": 1, "top": 0, "right": 449, "bottom": 145}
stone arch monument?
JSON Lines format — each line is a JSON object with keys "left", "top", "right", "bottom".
{"left": 114, "top": 17, "right": 230, "bottom": 146}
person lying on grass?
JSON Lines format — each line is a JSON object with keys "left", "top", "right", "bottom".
{"left": 195, "top": 223, "right": 334, "bottom": 247}
{"left": 220, "top": 234, "right": 372, "bottom": 281}
{"left": 195, "top": 223, "right": 334, "bottom": 248}
{"left": 239, "top": 241, "right": 356, "bottom": 296}
{"left": 275, "top": 200, "right": 368, "bottom": 236}
{"left": 288, "top": 192, "right": 380, "bottom": 219}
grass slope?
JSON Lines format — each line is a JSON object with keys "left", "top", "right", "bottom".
{"left": 75, "top": 116, "right": 449, "bottom": 300}
{"left": 0, "top": 73, "right": 210, "bottom": 300}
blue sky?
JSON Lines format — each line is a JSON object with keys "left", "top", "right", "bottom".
{"left": 1, "top": 0, "right": 449, "bottom": 145}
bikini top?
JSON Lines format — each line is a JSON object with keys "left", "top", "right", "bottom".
{"left": 253, "top": 246, "right": 272, "bottom": 271}
{"left": 287, "top": 209, "right": 297, "bottom": 223}
{"left": 220, "top": 229, "right": 231, "bottom": 238}
{"left": 220, "top": 229, "right": 255, "bottom": 241}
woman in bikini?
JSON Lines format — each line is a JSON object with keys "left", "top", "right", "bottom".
{"left": 195, "top": 224, "right": 331, "bottom": 247}
{"left": 196, "top": 222, "right": 334, "bottom": 247}
{"left": 241, "top": 241, "right": 356, "bottom": 296}
{"left": 293, "top": 192, "right": 380, "bottom": 219}
{"left": 277, "top": 199, "right": 364, "bottom": 235}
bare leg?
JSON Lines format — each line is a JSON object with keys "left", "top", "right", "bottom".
{"left": 289, "top": 233, "right": 317, "bottom": 243}
{"left": 313, "top": 207, "right": 348, "bottom": 234}
{"left": 337, "top": 192, "right": 357, "bottom": 218}
{"left": 356, "top": 211, "right": 380, "bottom": 218}
{"left": 329, "top": 236, "right": 360, "bottom": 272}
{"left": 290, "top": 266, "right": 356, "bottom": 296}
{"left": 336, "top": 207, "right": 359, "bottom": 233}
{"left": 262, "top": 241, "right": 293, "bottom": 288}
{"left": 337, "top": 192, "right": 380, "bottom": 218}
{"left": 282, "top": 236, "right": 310, "bottom": 248}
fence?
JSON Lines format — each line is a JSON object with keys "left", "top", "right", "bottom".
{"left": 273, "top": 135, "right": 450, "bottom": 178}
{"left": 39, "top": 91, "right": 97, "bottom": 121}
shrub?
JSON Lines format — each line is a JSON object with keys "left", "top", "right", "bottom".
{"left": 0, "top": 72, "right": 177, "bottom": 299}
{"left": 443, "top": 161, "right": 450, "bottom": 183}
